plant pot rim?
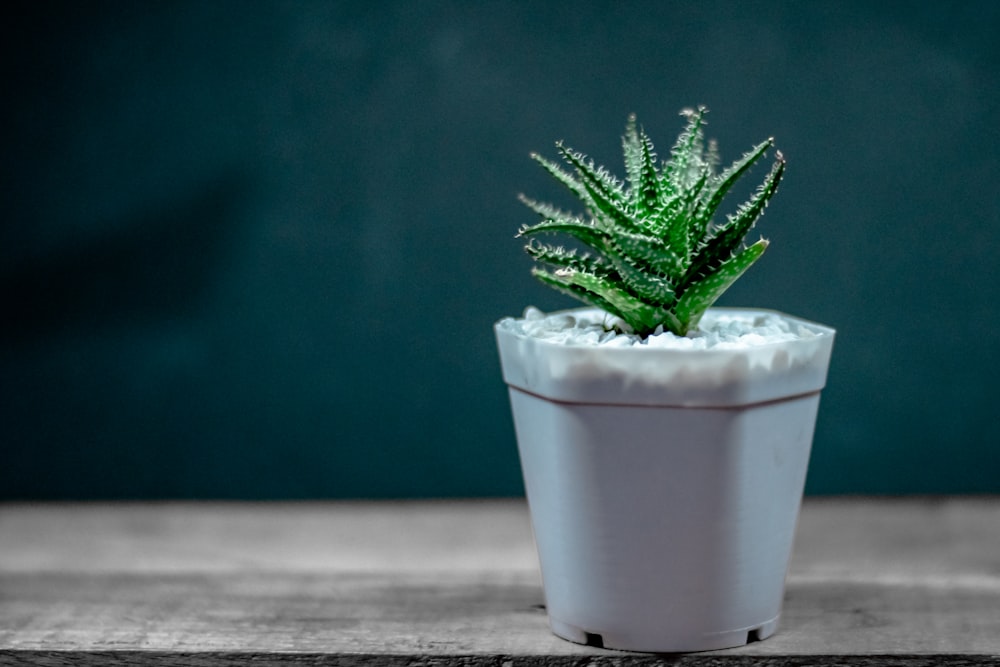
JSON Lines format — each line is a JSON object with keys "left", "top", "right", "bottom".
{"left": 495, "top": 306, "right": 835, "bottom": 408}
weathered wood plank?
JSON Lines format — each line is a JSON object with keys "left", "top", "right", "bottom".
{"left": 1, "top": 498, "right": 998, "bottom": 665}
{"left": 0, "top": 500, "right": 540, "bottom": 574}
{"left": 2, "top": 570, "right": 999, "bottom": 657}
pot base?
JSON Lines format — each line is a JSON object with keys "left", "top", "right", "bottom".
{"left": 549, "top": 615, "right": 780, "bottom": 653}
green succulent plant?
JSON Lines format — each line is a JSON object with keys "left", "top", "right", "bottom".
{"left": 518, "top": 106, "right": 786, "bottom": 337}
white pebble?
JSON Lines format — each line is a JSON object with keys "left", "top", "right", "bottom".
{"left": 510, "top": 308, "right": 812, "bottom": 350}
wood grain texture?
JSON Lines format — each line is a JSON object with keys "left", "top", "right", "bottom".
{"left": 1, "top": 498, "right": 999, "bottom": 665}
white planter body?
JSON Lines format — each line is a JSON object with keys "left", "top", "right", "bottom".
{"left": 495, "top": 308, "right": 835, "bottom": 653}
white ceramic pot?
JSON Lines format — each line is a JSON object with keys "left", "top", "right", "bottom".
{"left": 495, "top": 308, "right": 836, "bottom": 653}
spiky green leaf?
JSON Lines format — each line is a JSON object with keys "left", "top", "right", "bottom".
{"left": 531, "top": 268, "right": 623, "bottom": 321}
{"left": 623, "top": 118, "right": 661, "bottom": 218}
{"left": 528, "top": 152, "right": 593, "bottom": 211}
{"left": 692, "top": 138, "right": 773, "bottom": 235}
{"left": 556, "top": 144, "right": 639, "bottom": 234}
{"left": 517, "top": 216, "right": 606, "bottom": 251}
{"left": 674, "top": 239, "right": 769, "bottom": 331}
{"left": 684, "top": 154, "right": 785, "bottom": 285}
{"left": 664, "top": 106, "right": 707, "bottom": 192}
{"left": 539, "top": 267, "right": 664, "bottom": 333}
{"left": 602, "top": 245, "right": 676, "bottom": 307}
{"left": 622, "top": 114, "right": 644, "bottom": 197}
{"left": 525, "top": 241, "right": 611, "bottom": 277}
{"left": 610, "top": 231, "right": 682, "bottom": 279}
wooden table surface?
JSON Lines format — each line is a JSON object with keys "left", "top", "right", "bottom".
{"left": 1, "top": 498, "right": 998, "bottom": 665}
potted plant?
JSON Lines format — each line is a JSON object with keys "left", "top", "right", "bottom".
{"left": 494, "top": 107, "right": 835, "bottom": 653}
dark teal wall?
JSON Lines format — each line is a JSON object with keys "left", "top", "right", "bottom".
{"left": 3, "top": 1, "right": 999, "bottom": 498}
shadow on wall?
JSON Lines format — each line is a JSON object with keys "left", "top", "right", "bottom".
{"left": 3, "top": 176, "right": 247, "bottom": 347}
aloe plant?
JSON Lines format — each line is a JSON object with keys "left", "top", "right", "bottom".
{"left": 518, "top": 106, "right": 785, "bottom": 337}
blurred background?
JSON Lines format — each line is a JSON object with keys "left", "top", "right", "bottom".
{"left": 3, "top": 1, "right": 998, "bottom": 499}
